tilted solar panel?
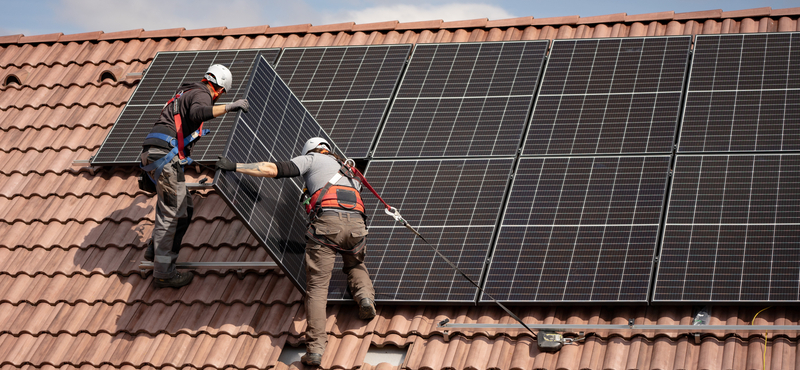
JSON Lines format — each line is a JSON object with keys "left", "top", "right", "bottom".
{"left": 524, "top": 36, "right": 691, "bottom": 156}
{"left": 484, "top": 156, "right": 671, "bottom": 302}
{"left": 92, "top": 49, "right": 281, "bottom": 165}
{"left": 276, "top": 45, "right": 412, "bottom": 158}
{"left": 373, "top": 41, "right": 549, "bottom": 158}
{"left": 327, "top": 158, "right": 514, "bottom": 303}
{"left": 654, "top": 154, "right": 800, "bottom": 302}
{"left": 679, "top": 32, "right": 800, "bottom": 153}
{"left": 213, "top": 55, "right": 337, "bottom": 292}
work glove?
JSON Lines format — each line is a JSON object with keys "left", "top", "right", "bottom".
{"left": 215, "top": 156, "right": 237, "bottom": 171}
{"left": 226, "top": 99, "right": 249, "bottom": 113}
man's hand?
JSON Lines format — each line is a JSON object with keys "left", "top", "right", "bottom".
{"left": 215, "top": 156, "right": 237, "bottom": 171}
{"left": 225, "top": 99, "right": 249, "bottom": 113}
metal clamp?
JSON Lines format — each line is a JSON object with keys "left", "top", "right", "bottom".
{"left": 384, "top": 206, "right": 406, "bottom": 225}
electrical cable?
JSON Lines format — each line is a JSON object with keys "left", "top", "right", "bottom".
{"left": 751, "top": 306, "right": 772, "bottom": 370}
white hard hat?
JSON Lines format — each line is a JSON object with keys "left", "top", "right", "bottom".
{"left": 302, "top": 137, "right": 331, "bottom": 155}
{"left": 205, "top": 64, "right": 232, "bottom": 91}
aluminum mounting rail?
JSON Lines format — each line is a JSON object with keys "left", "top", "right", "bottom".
{"left": 437, "top": 322, "right": 800, "bottom": 332}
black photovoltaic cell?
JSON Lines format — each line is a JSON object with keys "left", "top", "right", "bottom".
{"left": 327, "top": 158, "right": 514, "bottom": 302}
{"left": 214, "top": 55, "right": 336, "bottom": 292}
{"left": 655, "top": 154, "right": 800, "bottom": 302}
{"left": 483, "top": 156, "right": 671, "bottom": 302}
{"left": 275, "top": 45, "right": 411, "bottom": 158}
{"left": 524, "top": 36, "right": 691, "bottom": 156}
{"left": 679, "top": 33, "right": 800, "bottom": 152}
{"left": 374, "top": 41, "right": 548, "bottom": 158}
{"left": 92, "top": 49, "right": 281, "bottom": 165}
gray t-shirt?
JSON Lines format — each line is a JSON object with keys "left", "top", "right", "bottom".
{"left": 290, "top": 153, "right": 362, "bottom": 194}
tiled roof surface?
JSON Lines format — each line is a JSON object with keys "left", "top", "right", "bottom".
{"left": 2, "top": 7, "right": 800, "bottom": 370}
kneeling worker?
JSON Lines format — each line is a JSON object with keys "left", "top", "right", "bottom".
{"left": 216, "top": 138, "right": 376, "bottom": 366}
{"left": 141, "top": 64, "right": 249, "bottom": 289}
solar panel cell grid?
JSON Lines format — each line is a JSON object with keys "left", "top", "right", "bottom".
{"left": 679, "top": 32, "right": 800, "bottom": 153}
{"left": 525, "top": 36, "right": 691, "bottom": 156}
{"left": 275, "top": 45, "right": 411, "bottom": 158}
{"left": 375, "top": 41, "right": 549, "bottom": 158}
{"left": 655, "top": 154, "right": 800, "bottom": 302}
{"left": 214, "top": 55, "right": 336, "bottom": 292}
{"left": 484, "top": 156, "right": 671, "bottom": 302}
{"left": 327, "top": 158, "right": 514, "bottom": 302}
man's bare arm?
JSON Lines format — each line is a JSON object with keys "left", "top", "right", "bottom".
{"left": 235, "top": 162, "right": 278, "bottom": 177}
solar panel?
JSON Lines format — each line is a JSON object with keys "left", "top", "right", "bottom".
{"left": 213, "top": 55, "right": 337, "bottom": 292}
{"left": 524, "top": 36, "right": 691, "bottom": 156}
{"left": 92, "top": 49, "right": 281, "bottom": 165}
{"left": 654, "top": 154, "right": 800, "bottom": 302}
{"left": 679, "top": 33, "right": 800, "bottom": 153}
{"left": 373, "top": 41, "right": 549, "bottom": 159}
{"left": 275, "top": 45, "right": 412, "bottom": 158}
{"left": 483, "top": 155, "right": 671, "bottom": 302}
{"left": 327, "top": 157, "right": 514, "bottom": 303}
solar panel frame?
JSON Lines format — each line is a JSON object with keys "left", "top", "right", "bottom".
{"left": 326, "top": 157, "right": 516, "bottom": 303}
{"left": 275, "top": 45, "right": 412, "bottom": 159}
{"left": 92, "top": 48, "right": 281, "bottom": 166}
{"left": 372, "top": 40, "right": 550, "bottom": 159}
{"left": 678, "top": 32, "right": 800, "bottom": 153}
{"left": 213, "top": 55, "right": 339, "bottom": 293}
{"left": 523, "top": 36, "right": 692, "bottom": 156}
{"left": 483, "top": 155, "right": 672, "bottom": 303}
{"left": 654, "top": 153, "right": 800, "bottom": 302}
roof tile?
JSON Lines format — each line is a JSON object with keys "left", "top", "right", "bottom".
{"left": 0, "top": 34, "right": 22, "bottom": 44}
{"left": 441, "top": 18, "right": 489, "bottom": 29}
{"left": 722, "top": 7, "right": 772, "bottom": 18}
{"left": 265, "top": 24, "right": 311, "bottom": 34}
{"left": 626, "top": 10, "right": 675, "bottom": 22}
{"left": 181, "top": 27, "right": 227, "bottom": 38}
{"left": 352, "top": 21, "right": 399, "bottom": 32}
{"left": 486, "top": 16, "right": 534, "bottom": 28}
{"left": 58, "top": 31, "right": 104, "bottom": 43}
{"left": 19, "top": 33, "right": 63, "bottom": 44}
{"left": 139, "top": 28, "right": 185, "bottom": 39}
{"left": 578, "top": 13, "right": 627, "bottom": 24}
{"left": 773, "top": 7, "right": 800, "bottom": 16}
{"left": 531, "top": 15, "right": 580, "bottom": 26}
{"left": 674, "top": 9, "right": 723, "bottom": 20}
{"left": 396, "top": 20, "right": 443, "bottom": 30}
{"left": 98, "top": 29, "right": 143, "bottom": 41}
{"left": 309, "top": 22, "right": 355, "bottom": 33}
{"left": 223, "top": 25, "right": 269, "bottom": 36}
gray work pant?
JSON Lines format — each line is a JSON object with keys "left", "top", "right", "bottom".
{"left": 304, "top": 211, "right": 375, "bottom": 355}
{"left": 141, "top": 146, "right": 193, "bottom": 279}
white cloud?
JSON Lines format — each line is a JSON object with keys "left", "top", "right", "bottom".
{"left": 325, "top": 3, "right": 515, "bottom": 24}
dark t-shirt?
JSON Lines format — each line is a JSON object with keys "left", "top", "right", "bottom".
{"left": 142, "top": 81, "right": 216, "bottom": 154}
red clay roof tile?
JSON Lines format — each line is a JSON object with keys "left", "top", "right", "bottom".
{"left": 181, "top": 27, "right": 227, "bottom": 38}
{"left": 626, "top": 10, "right": 675, "bottom": 22}
{"left": 223, "top": 25, "right": 269, "bottom": 36}
{"left": 0, "top": 34, "right": 22, "bottom": 44}
{"left": 531, "top": 15, "right": 580, "bottom": 26}
{"left": 578, "top": 12, "right": 627, "bottom": 24}
{"left": 441, "top": 18, "right": 488, "bottom": 29}
{"left": 674, "top": 9, "right": 723, "bottom": 20}
{"left": 308, "top": 22, "right": 355, "bottom": 33}
{"left": 773, "top": 7, "right": 800, "bottom": 16}
{"left": 396, "top": 20, "right": 443, "bottom": 30}
{"left": 139, "top": 28, "right": 185, "bottom": 39}
{"left": 264, "top": 24, "right": 311, "bottom": 34}
{"left": 352, "top": 20, "right": 399, "bottom": 32}
{"left": 98, "top": 29, "right": 143, "bottom": 41}
{"left": 58, "top": 31, "right": 103, "bottom": 43}
{"left": 722, "top": 7, "right": 772, "bottom": 19}
{"left": 486, "top": 16, "right": 534, "bottom": 28}
{"left": 19, "top": 33, "right": 63, "bottom": 44}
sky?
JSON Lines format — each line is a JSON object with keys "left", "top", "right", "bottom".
{"left": 0, "top": 0, "right": 797, "bottom": 37}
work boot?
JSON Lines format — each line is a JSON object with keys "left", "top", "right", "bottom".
{"left": 144, "top": 239, "right": 154, "bottom": 262}
{"left": 301, "top": 352, "right": 322, "bottom": 366}
{"left": 358, "top": 298, "right": 376, "bottom": 320}
{"left": 154, "top": 271, "right": 194, "bottom": 288}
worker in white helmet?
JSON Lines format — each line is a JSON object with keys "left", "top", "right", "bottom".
{"left": 215, "top": 137, "right": 376, "bottom": 366}
{"left": 140, "top": 64, "right": 249, "bottom": 288}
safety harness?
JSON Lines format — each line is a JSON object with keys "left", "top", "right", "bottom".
{"left": 140, "top": 87, "right": 211, "bottom": 184}
{"left": 304, "top": 155, "right": 367, "bottom": 254}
